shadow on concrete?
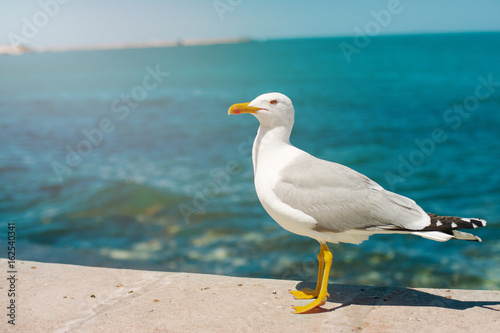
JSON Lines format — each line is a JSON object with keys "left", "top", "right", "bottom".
{"left": 295, "top": 282, "right": 500, "bottom": 313}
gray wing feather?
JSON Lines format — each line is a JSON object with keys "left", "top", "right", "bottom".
{"left": 274, "top": 154, "right": 429, "bottom": 233}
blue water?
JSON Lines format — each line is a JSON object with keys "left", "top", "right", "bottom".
{"left": 1, "top": 33, "right": 499, "bottom": 289}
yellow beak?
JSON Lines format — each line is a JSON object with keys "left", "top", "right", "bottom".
{"left": 228, "top": 102, "right": 261, "bottom": 115}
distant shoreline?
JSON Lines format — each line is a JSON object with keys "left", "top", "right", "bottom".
{"left": 0, "top": 37, "right": 253, "bottom": 55}
{"left": 2, "top": 30, "right": 498, "bottom": 56}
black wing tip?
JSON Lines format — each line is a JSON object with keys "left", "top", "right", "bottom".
{"left": 461, "top": 217, "right": 487, "bottom": 228}
{"left": 427, "top": 213, "right": 487, "bottom": 231}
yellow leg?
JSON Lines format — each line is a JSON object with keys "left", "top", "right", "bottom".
{"left": 289, "top": 244, "right": 325, "bottom": 299}
{"left": 292, "top": 243, "right": 332, "bottom": 314}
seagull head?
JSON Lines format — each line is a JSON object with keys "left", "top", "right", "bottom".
{"left": 228, "top": 92, "right": 295, "bottom": 129}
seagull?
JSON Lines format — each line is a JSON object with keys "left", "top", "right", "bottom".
{"left": 228, "top": 92, "right": 487, "bottom": 314}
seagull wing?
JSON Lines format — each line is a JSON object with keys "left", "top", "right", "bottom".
{"left": 273, "top": 153, "right": 430, "bottom": 233}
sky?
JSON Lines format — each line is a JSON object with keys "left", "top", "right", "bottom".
{"left": 1, "top": 0, "right": 500, "bottom": 49}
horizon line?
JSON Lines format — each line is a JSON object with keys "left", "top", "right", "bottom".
{"left": 2, "top": 30, "right": 499, "bottom": 56}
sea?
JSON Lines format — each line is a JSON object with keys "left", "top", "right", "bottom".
{"left": 1, "top": 32, "right": 499, "bottom": 290}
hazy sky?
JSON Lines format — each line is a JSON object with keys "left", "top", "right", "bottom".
{"left": 1, "top": 0, "right": 499, "bottom": 48}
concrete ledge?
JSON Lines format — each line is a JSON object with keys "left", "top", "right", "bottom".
{"left": 1, "top": 259, "right": 499, "bottom": 332}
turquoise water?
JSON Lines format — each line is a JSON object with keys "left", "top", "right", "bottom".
{"left": 1, "top": 33, "right": 499, "bottom": 289}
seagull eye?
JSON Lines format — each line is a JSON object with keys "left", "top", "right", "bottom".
{"left": 270, "top": 100, "right": 278, "bottom": 105}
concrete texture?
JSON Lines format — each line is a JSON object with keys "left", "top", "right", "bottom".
{"left": 1, "top": 259, "right": 499, "bottom": 332}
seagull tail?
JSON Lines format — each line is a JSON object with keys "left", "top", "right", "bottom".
{"left": 413, "top": 214, "right": 487, "bottom": 242}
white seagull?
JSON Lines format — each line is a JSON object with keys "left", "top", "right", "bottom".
{"left": 228, "top": 92, "right": 487, "bottom": 314}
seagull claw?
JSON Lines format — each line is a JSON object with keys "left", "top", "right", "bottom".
{"left": 290, "top": 288, "right": 330, "bottom": 300}
{"left": 293, "top": 297, "right": 327, "bottom": 314}
{"left": 289, "top": 288, "right": 317, "bottom": 299}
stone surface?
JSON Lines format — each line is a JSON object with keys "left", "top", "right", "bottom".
{"left": 1, "top": 259, "right": 499, "bottom": 332}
